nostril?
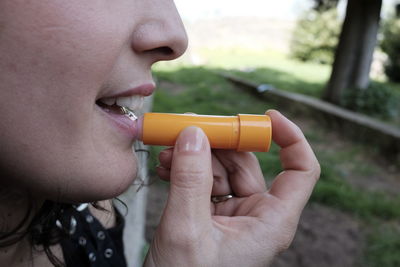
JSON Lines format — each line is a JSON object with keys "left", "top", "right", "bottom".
{"left": 143, "top": 46, "right": 175, "bottom": 60}
{"left": 154, "top": 46, "right": 174, "bottom": 56}
{"left": 144, "top": 46, "right": 175, "bottom": 59}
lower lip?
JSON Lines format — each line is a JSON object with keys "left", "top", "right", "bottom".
{"left": 96, "top": 105, "right": 142, "bottom": 140}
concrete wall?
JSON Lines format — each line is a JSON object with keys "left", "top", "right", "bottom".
{"left": 221, "top": 73, "right": 400, "bottom": 165}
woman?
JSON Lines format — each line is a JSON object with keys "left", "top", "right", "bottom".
{"left": 0, "top": 1, "right": 320, "bottom": 266}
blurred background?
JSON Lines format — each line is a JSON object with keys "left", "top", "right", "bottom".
{"left": 144, "top": 0, "right": 400, "bottom": 266}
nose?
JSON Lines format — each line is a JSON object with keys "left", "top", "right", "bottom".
{"left": 131, "top": 1, "right": 188, "bottom": 63}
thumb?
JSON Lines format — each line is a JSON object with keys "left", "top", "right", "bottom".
{"left": 163, "top": 126, "right": 213, "bottom": 225}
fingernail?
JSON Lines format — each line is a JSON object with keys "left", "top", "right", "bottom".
{"left": 265, "top": 109, "right": 278, "bottom": 115}
{"left": 176, "top": 126, "right": 206, "bottom": 152}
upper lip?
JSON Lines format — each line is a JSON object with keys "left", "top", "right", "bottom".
{"left": 98, "top": 82, "right": 156, "bottom": 100}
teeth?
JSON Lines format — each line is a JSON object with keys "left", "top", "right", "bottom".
{"left": 100, "top": 98, "right": 116, "bottom": 106}
{"left": 121, "top": 107, "right": 137, "bottom": 121}
{"left": 99, "top": 95, "right": 144, "bottom": 111}
{"left": 116, "top": 95, "right": 144, "bottom": 111}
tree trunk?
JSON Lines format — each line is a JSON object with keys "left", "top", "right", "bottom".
{"left": 323, "top": 0, "right": 382, "bottom": 104}
{"left": 351, "top": 0, "right": 382, "bottom": 89}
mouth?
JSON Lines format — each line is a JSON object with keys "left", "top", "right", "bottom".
{"left": 95, "top": 94, "right": 146, "bottom": 140}
{"left": 95, "top": 83, "right": 154, "bottom": 117}
{"left": 96, "top": 95, "right": 143, "bottom": 118}
{"left": 95, "top": 83, "right": 154, "bottom": 139}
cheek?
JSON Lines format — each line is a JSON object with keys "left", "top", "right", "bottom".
{"left": 0, "top": 139, "right": 139, "bottom": 202}
{"left": 52, "top": 149, "right": 139, "bottom": 202}
{"left": 1, "top": 1, "right": 127, "bottom": 99}
{"left": 0, "top": 1, "right": 137, "bottom": 201}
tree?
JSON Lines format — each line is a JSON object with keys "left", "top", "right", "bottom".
{"left": 323, "top": 0, "right": 382, "bottom": 104}
{"left": 380, "top": 4, "right": 400, "bottom": 82}
{"left": 290, "top": 8, "right": 341, "bottom": 64}
{"left": 313, "top": 0, "right": 340, "bottom": 11}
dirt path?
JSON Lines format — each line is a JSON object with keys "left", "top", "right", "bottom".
{"left": 293, "top": 117, "right": 400, "bottom": 196}
{"left": 145, "top": 179, "right": 362, "bottom": 267}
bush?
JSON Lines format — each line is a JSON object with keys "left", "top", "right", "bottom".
{"left": 341, "top": 82, "right": 397, "bottom": 119}
{"left": 290, "top": 8, "right": 341, "bottom": 64}
{"left": 381, "top": 18, "right": 400, "bottom": 82}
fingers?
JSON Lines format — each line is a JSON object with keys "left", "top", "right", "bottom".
{"left": 266, "top": 110, "right": 321, "bottom": 212}
{"left": 156, "top": 147, "right": 173, "bottom": 180}
{"left": 213, "top": 150, "right": 267, "bottom": 197}
{"left": 158, "top": 146, "right": 266, "bottom": 199}
{"left": 158, "top": 148, "right": 232, "bottom": 196}
{"left": 162, "top": 126, "right": 213, "bottom": 224}
{"left": 210, "top": 155, "right": 231, "bottom": 195}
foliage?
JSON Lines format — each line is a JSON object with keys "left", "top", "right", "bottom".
{"left": 290, "top": 8, "right": 341, "bottom": 64}
{"left": 313, "top": 0, "right": 339, "bottom": 12}
{"left": 341, "top": 82, "right": 397, "bottom": 119}
{"left": 364, "top": 224, "right": 400, "bottom": 267}
{"left": 381, "top": 18, "right": 400, "bottom": 82}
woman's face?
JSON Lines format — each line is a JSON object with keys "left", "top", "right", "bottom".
{"left": 0, "top": 0, "right": 187, "bottom": 202}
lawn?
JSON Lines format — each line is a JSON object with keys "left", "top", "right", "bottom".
{"left": 156, "top": 48, "right": 400, "bottom": 125}
{"left": 149, "top": 61, "right": 400, "bottom": 266}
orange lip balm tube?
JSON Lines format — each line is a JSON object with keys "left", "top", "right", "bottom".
{"left": 140, "top": 113, "right": 272, "bottom": 152}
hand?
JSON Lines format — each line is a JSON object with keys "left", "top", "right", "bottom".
{"left": 144, "top": 110, "right": 321, "bottom": 267}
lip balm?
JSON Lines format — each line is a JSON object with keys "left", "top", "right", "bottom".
{"left": 139, "top": 112, "right": 272, "bottom": 152}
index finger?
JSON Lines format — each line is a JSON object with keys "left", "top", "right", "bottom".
{"left": 267, "top": 110, "right": 320, "bottom": 213}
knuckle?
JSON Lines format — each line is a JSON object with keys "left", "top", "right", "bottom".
{"left": 311, "top": 160, "right": 321, "bottom": 181}
{"left": 315, "top": 162, "right": 321, "bottom": 178}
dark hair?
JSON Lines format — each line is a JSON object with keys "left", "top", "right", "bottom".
{"left": 0, "top": 148, "right": 148, "bottom": 266}
{"left": 0, "top": 200, "right": 71, "bottom": 267}
{"left": 0, "top": 200, "right": 115, "bottom": 267}
{"left": 30, "top": 201, "right": 72, "bottom": 266}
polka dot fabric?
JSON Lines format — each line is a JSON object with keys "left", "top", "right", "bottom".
{"left": 59, "top": 205, "right": 127, "bottom": 267}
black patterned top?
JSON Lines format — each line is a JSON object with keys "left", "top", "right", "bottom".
{"left": 58, "top": 204, "right": 127, "bottom": 267}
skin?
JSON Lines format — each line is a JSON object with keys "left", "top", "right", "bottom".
{"left": 0, "top": 1, "right": 321, "bottom": 266}
{"left": 0, "top": 0, "right": 187, "bottom": 265}
{"left": 0, "top": 0, "right": 187, "bottom": 201}
{"left": 147, "top": 110, "right": 321, "bottom": 267}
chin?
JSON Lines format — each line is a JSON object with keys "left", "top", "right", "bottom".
{"left": 64, "top": 173, "right": 136, "bottom": 204}
{"left": 49, "top": 156, "right": 139, "bottom": 204}
{"left": 89, "top": 167, "right": 137, "bottom": 202}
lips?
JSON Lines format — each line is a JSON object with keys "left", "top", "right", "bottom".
{"left": 96, "top": 95, "right": 144, "bottom": 113}
{"left": 96, "top": 83, "right": 154, "bottom": 139}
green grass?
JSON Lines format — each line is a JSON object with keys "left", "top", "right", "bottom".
{"left": 156, "top": 48, "right": 330, "bottom": 97}
{"left": 156, "top": 46, "right": 400, "bottom": 95}
{"left": 152, "top": 67, "right": 400, "bottom": 219}
{"left": 364, "top": 224, "right": 400, "bottom": 267}
{"left": 150, "top": 67, "right": 281, "bottom": 178}
{"left": 197, "top": 47, "right": 331, "bottom": 84}
{"left": 312, "top": 169, "right": 400, "bottom": 221}
{"left": 154, "top": 67, "right": 278, "bottom": 115}
{"left": 151, "top": 66, "right": 400, "bottom": 266}
{"left": 156, "top": 48, "right": 400, "bottom": 125}
{"left": 229, "top": 67, "right": 326, "bottom": 97}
